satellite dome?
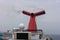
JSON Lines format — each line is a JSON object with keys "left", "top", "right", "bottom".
{"left": 19, "top": 23, "right": 25, "bottom": 30}
{"left": 19, "top": 23, "right": 24, "bottom": 27}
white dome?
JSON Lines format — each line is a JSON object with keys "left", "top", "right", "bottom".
{"left": 19, "top": 23, "right": 25, "bottom": 30}
{"left": 19, "top": 23, "right": 24, "bottom": 27}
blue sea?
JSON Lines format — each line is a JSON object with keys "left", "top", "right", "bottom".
{"left": 50, "top": 35, "right": 60, "bottom": 40}
{"left": 31, "top": 35, "right": 60, "bottom": 40}
{"left": 36, "top": 35, "right": 60, "bottom": 40}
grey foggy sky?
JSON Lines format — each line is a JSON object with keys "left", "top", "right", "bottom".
{"left": 0, "top": 0, "right": 60, "bottom": 35}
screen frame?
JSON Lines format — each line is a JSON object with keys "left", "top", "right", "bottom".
{"left": 13, "top": 32, "right": 31, "bottom": 40}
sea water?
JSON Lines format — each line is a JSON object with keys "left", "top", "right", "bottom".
{"left": 51, "top": 35, "right": 60, "bottom": 40}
